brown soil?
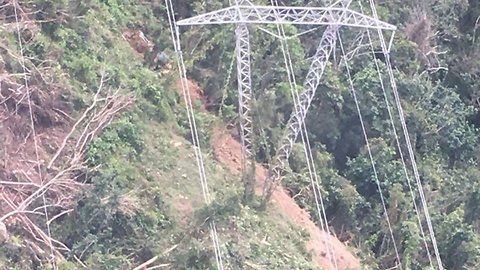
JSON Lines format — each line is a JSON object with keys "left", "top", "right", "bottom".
{"left": 175, "top": 79, "right": 206, "bottom": 110}
{"left": 175, "top": 197, "right": 194, "bottom": 226}
{"left": 211, "top": 123, "right": 361, "bottom": 270}
{"left": 0, "top": 61, "right": 76, "bottom": 232}
{"left": 1, "top": 75, "right": 70, "bottom": 178}
{"left": 175, "top": 77, "right": 361, "bottom": 268}
{"left": 122, "top": 29, "right": 154, "bottom": 54}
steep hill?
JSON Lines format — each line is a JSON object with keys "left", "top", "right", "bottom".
{"left": 1, "top": 1, "right": 479, "bottom": 270}
{"left": 0, "top": 1, "right": 358, "bottom": 269}
{"left": 211, "top": 125, "right": 360, "bottom": 269}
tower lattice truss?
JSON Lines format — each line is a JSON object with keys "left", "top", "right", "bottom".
{"left": 176, "top": 1, "right": 396, "bottom": 199}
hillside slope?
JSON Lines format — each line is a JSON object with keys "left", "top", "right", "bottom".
{"left": 0, "top": 1, "right": 359, "bottom": 269}
{"left": 212, "top": 125, "right": 361, "bottom": 270}
{"left": 2, "top": 1, "right": 480, "bottom": 269}
{"left": 178, "top": 79, "right": 361, "bottom": 269}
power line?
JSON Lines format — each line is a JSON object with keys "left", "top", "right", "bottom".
{"left": 338, "top": 32, "right": 403, "bottom": 269}
{"left": 268, "top": 0, "right": 338, "bottom": 267}
{"left": 358, "top": 2, "right": 434, "bottom": 267}
{"left": 267, "top": 1, "right": 363, "bottom": 267}
{"left": 164, "top": 1, "right": 225, "bottom": 268}
{"left": 366, "top": 0, "right": 444, "bottom": 268}
{"left": 173, "top": 1, "right": 397, "bottom": 267}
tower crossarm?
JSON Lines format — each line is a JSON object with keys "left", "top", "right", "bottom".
{"left": 177, "top": 6, "right": 395, "bottom": 31}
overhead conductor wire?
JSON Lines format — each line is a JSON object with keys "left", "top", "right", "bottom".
{"left": 358, "top": 2, "right": 435, "bottom": 268}
{"left": 268, "top": 0, "right": 340, "bottom": 268}
{"left": 338, "top": 32, "right": 403, "bottom": 269}
{"left": 164, "top": 1, "right": 224, "bottom": 269}
{"left": 367, "top": 0, "right": 444, "bottom": 269}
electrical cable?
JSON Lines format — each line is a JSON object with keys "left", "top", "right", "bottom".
{"left": 164, "top": 1, "right": 225, "bottom": 268}
{"left": 366, "top": 1, "right": 444, "bottom": 269}
{"left": 338, "top": 32, "right": 403, "bottom": 269}
{"left": 268, "top": 0, "right": 343, "bottom": 268}
{"left": 358, "top": 2, "right": 435, "bottom": 267}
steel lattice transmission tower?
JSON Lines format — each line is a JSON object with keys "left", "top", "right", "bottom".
{"left": 177, "top": 0, "right": 396, "bottom": 204}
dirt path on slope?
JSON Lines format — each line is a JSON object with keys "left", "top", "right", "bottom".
{"left": 175, "top": 78, "right": 360, "bottom": 269}
{"left": 212, "top": 126, "right": 361, "bottom": 270}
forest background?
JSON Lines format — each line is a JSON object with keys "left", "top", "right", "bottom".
{"left": 0, "top": 0, "right": 479, "bottom": 269}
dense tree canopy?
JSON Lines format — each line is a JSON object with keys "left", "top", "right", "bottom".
{"left": 0, "top": 0, "right": 479, "bottom": 269}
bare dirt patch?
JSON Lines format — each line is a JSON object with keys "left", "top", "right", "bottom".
{"left": 122, "top": 29, "right": 154, "bottom": 55}
{"left": 175, "top": 197, "right": 194, "bottom": 226}
{"left": 1, "top": 77, "right": 71, "bottom": 182}
{"left": 211, "top": 125, "right": 361, "bottom": 270}
{"left": 175, "top": 79, "right": 206, "bottom": 110}
{"left": 173, "top": 77, "right": 361, "bottom": 269}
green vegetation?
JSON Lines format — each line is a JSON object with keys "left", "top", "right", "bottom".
{"left": 1, "top": 0, "right": 479, "bottom": 269}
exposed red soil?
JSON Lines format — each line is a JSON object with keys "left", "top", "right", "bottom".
{"left": 175, "top": 77, "right": 361, "bottom": 268}
{"left": 122, "top": 29, "right": 154, "bottom": 54}
{"left": 175, "top": 79, "right": 206, "bottom": 110}
{"left": 211, "top": 126, "right": 361, "bottom": 270}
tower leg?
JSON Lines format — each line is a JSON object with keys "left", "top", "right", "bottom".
{"left": 235, "top": 23, "right": 256, "bottom": 203}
